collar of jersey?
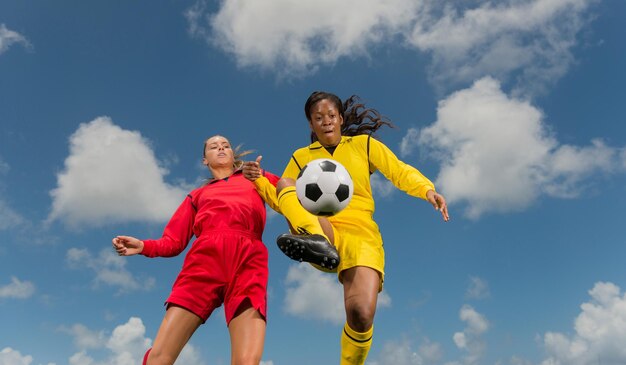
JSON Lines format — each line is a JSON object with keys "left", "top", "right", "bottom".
{"left": 309, "top": 136, "right": 348, "bottom": 150}
{"left": 207, "top": 169, "right": 243, "bottom": 184}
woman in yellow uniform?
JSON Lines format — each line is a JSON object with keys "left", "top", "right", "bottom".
{"left": 243, "top": 91, "right": 449, "bottom": 365}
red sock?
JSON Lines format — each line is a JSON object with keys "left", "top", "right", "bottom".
{"left": 142, "top": 348, "right": 151, "bottom": 365}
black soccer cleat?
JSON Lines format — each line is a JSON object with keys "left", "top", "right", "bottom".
{"left": 276, "top": 233, "right": 340, "bottom": 270}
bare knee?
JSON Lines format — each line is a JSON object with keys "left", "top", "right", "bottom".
{"left": 231, "top": 351, "right": 262, "bottom": 365}
{"left": 147, "top": 348, "right": 177, "bottom": 365}
{"left": 276, "top": 178, "right": 295, "bottom": 194}
{"left": 342, "top": 267, "right": 380, "bottom": 332}
{"left": 345, "top": 301, "right": 376, "bottom": 332}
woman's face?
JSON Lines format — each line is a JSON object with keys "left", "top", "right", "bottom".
{"left": 203, "top": 135, "right": 234, "bottom": 170}
{"left": 308, "top": 98, "right": 343, "bottom": 147}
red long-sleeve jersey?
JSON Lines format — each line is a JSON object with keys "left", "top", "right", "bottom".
{"left": 142, "top": 169, "right": 279, "bottom": 257}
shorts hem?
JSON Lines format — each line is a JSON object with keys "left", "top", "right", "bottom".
{"left": 225, "top": 295, "right": 267, "bottom": 325}
{"left": 338, "top": 263, "right": 385, "bottom": 292}
{"left": 165, "top": 297, "right": 215, "bottom": 323}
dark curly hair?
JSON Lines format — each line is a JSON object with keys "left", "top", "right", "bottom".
{"left": 304, "top": 91, "right": 394, "bottom": 143}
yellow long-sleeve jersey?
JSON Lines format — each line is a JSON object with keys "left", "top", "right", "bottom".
{"left": 288, "top": 135, "right": 434, "bottom": 212}
{"left": 255, "top": 134, "right": 435, "bottom": 221}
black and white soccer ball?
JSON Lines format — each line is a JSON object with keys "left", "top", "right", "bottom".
{"left": 296, "top": 158, "right": 353, "bottom": 216}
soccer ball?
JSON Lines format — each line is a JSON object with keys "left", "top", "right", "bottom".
{"left": 296, "top": 158, "right": 353, "bottom": 216}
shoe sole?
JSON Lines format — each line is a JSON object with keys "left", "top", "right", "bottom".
{"left": 277, "top": 236, "right": 340, "bottom": 270}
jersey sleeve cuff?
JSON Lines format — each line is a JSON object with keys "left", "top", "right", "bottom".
{"left": 140, "top": 239, "right": 156, "bottom": 257}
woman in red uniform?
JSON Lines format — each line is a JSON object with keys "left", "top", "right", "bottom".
{"left": 112, "top": 135, "right": 279, "bottom": 365}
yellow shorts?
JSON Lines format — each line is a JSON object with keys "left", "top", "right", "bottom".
{"left": 329, "top": 210, "right": 385, "bottom": 291}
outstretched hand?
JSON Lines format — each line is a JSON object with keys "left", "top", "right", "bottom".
{"left": 112, "top": 235, "right": 144, "bottom": 256}
{"left": 426, "top": 190, "right": 450, "bottom": 222}
{"left": 242, "top": 155, "right": 263, "bottom": 181}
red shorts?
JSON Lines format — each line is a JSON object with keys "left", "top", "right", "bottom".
{"left": 165, "top": 229, "right": 268, "bottom": 324}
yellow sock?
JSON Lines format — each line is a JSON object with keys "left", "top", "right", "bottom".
{"left": 340, "top": 323, "right": 373, "bottom": 365}
{"left": 278, "top": 186, "right": 329, "bottom": 241}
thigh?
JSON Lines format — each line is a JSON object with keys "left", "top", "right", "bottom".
{"left": 150, "top": 305, "right": 203, "bottom": 364}
{"left": 343, "top": 266, "right": 380, "bottom": 301}
{"left": 228, "top": 305, "right": 266, "bottom": 364}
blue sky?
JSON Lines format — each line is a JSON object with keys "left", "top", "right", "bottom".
{"left": 1, "top": 1, "right": 625, "bottom": 364}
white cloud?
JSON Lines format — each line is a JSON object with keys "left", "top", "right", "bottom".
{"left": 0, "top": 347, "right": 33, "bottom": 365}
{"left": 459, "top": 305, "right": 489, "bottom": 335}
{"left": 452, "top": 305, "right": 489, "bottom": 365}
{"left": 186, "top": 0, "right": 418, "bottom": 78}
{"left": 47, "top": 117, "right": 188, "bottom": 228}
{"left": 408, "top": 0, "right": 595, "bottom": 95}
{"left": 283, "top": 263, "right": 391, "bottom": 324}
{"left": 466, "top": 276, "right": 490, "bottom": 300}
{"left": 378, "top": 290, "right": 392, "bottom": 309}
{"left": 284, "top": 263, "right": 345, "bottom": 324}
{"left": 66, "top": 248, "right": 155, "bottom": 293}
{"left": 65, "top": 317, "right": 149, "bottom": 365}
{"left": 417, "top": 77, "right": 552, "bottom": 218}
{"left": 541, "top": 282, "right": 626, "bottom": 365}
{"left": 59, "top": 324, "right": 106, "bottom": 350}
{"left": 543, "top": 139, "right": 619, "bottom": 198}
{"left": 417, "top": 340, "right": 445, "bottom": 364}
{"left": 368, "top": 338, "right": 444, "bottom": 365}
{"left": 105, "top": 317, "right": 152, "bottom": 364}
{"left": 0, "top": 24, "right": 30, "bottom": 55}
{"left": 0, "top": 276, "right": 35, "bottom": 299}
{"left": 370, "top": 172, "right": 396, "bottom": 198}
{"left": 68, "top": 351, "right": 95, "bottom": 365}
{"left": 400, "top": 128, "right": 421, "bottom": 158}
{"left": 185, "top": 1, "right": 596, "bottom": 93}
{"left": 62, "top": 317, "right": 205, "bottom": 365}
{"left": 414, "top": 77, "right": 624, "bottom": 219}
